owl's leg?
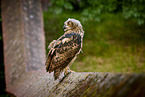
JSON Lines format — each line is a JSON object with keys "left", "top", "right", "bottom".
{"left": 64, "top": 67, "right": 75, "bottom": 75}
{"left": 64, "top": 56, "right": 77, "bottom": 75}
{"left": 67, "top": 67, "right": 75, "bottom": 72}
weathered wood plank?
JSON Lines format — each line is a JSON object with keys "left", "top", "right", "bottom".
{"left": 6, "top": 72, "right": 145, "bottom": 97}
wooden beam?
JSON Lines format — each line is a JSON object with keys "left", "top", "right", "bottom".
{"left": 6, "top": 72, "right": 145, "bottom": 97}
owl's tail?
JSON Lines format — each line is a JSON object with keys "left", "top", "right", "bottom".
{"left": 54, "top": 69, "right": 61, "bottom": 80}
{"left": 46, "top": 49, "right": 55, "bottom": 72}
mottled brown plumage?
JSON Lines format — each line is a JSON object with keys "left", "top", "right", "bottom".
{"left": 45, "top": 18, "right": 84, "bottom": 80}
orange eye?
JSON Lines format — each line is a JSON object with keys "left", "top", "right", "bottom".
{"left": 67, "top": 21, "right": 71, "bottom": 26}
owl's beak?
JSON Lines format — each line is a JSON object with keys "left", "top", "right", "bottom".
{"left": 63, "top": 25, "right": 67, "bottom": 31}
{"left": 63, "top": 25, "right": 66, "bottom": 29}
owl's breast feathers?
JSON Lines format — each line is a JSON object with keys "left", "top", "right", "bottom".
{"left": 45, "top": 33, "right": 82, "bottom": 79}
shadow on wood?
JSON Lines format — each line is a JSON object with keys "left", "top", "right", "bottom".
{"left": 2, "top": 0, "right": 145, "bottom": 97}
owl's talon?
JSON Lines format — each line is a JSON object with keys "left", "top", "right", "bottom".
{"left": 68, "top": 70, "right": 75, "bottom": 73}
{"left": 64, "top": 67, "right": 75, "bottom": 75}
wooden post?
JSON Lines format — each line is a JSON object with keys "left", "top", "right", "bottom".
{"left": 2, "top": 0, "right": 45, "bottom": 87}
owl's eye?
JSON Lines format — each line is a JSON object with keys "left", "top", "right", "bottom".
{"left": 67, "top": 21, "right": 71, "bottom": 26}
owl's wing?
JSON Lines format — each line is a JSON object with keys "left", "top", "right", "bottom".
{"left": 45, "top": 33, "right": 82, "bottom": 79}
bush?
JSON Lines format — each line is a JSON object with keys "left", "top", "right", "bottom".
{"left": 123, "top": 0, "right": 145, "bottom": 25}
{"left": 46, "top": 0, "right": 145, "bottom": 25}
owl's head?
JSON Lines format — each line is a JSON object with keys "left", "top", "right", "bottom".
{"left": 63, "top": 18, "right": 83, "bottom": 31}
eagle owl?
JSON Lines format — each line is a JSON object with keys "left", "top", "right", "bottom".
{"left": 45, "top": 18, "right": 84, "bottom": 80}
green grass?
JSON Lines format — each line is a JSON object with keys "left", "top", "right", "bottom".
{"left": 44, "top": 12, "right": 145, "bottom": 73}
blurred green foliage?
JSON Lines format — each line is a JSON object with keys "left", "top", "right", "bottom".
{"left": 123, "top": 0, "right": 145, "bottom": 25}
{"left": 47, "top": 0, "right": 145, "bottom": 25}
